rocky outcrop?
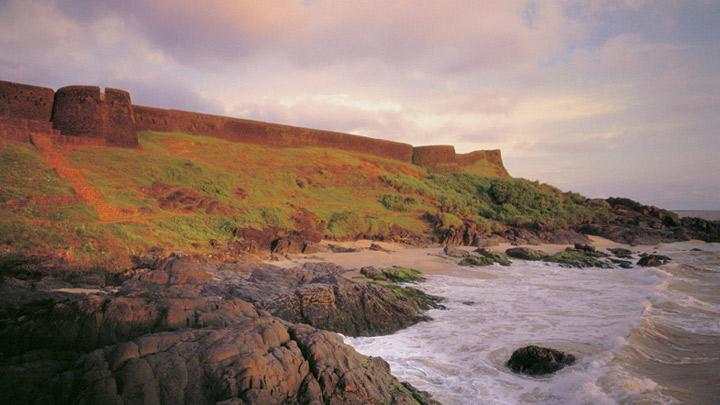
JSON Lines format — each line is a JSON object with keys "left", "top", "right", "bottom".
{"left": 577, "top": 197, "right": 720, "bottom": 244}
{"left": 0, "top": 256, "right": 440, "bottom": 404}
{"left": 228, "top": 262, "right": 443, "bottom": 336}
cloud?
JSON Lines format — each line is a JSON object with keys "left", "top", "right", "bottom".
{"left": 1, "top": 0, "right": 718, "bottom": 208}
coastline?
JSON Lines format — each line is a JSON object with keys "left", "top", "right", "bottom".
{"left": 268, "top": 235, "right": 700, "bottom": 278}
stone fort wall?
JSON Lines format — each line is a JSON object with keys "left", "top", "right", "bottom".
{"left": 0, "top": 79, "right": 508, "bottom": 175}
{"left": 133, "top": 105, "right": 414, "bottom": 162}
{"left": 0, "top": 80, "right": 54, "bottom": 121}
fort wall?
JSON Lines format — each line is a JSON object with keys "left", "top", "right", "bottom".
{"left": 0, "top": 79, "right": 509, "bottom": 176}
{"left": 412, "top": 145, "right": 457, "bottom": 167}
{"left": 0, "top": 81, "right": 54, "bottom": 121}
{"left": 133, "top": 105, "right": 413, "bottom": 161}
{"left": 51, "top": 86, "right": 104, "bottom": 138}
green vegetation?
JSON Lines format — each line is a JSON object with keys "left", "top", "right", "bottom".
{"left": 505, "top": 247, "right": 549, "bottom": 261}
{"left": 366, "top": 267, "right": 426, "bottom": 283}
{"left": 474, "top": 249, "right": 512, "bottom": 266}
{"left": 0, "top": 131, "right": 612, "bottom": 269}
{"left": 378, "top": 194, "right": 416, "bottom": 211}
{"left": 458, "top": 256, "right": 495, "bottom": 267}
{"left": 543, "top": 248, "right": 611, "bottom": 268}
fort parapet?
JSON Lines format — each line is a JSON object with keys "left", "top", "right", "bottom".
{"left": 0, "top": 80, "right": 54, "bottom": 121}
{"left": 0, "top": 79, "right": 508, "bottom": 176}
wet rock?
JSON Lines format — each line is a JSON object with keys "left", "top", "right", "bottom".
{"left": 443, "top": 245, "right": 469, "bottom": 258}
{"left": 458, "top": 256, "right": 494, "bottom": 267}
{"left": 505, "top": 247, "right": 548, "bottom": 261}
{"left": 542, "top": 248, "right": 613, "bottom": 269}
{"left": 507, "top": 345, "right": 576, "bottom": 376}
{"left": 637, "top": 254, "right": 671, "bottom": 267}
{"left": 607, "top": 247, "right": 633, "bottom": 258}
{"left": 360, "top": 266, "right": 383, "bottom": 279}
{"left": 252, "top": 264, "right": 441, "bottom": 336}
{"left": 574, "top": 243, "right": 596, "bottom": 252}
{"left": 361, "top": 267, "right": 425, "bottom": 283}
{"left": 474, "top": 248, "right": 511, "bottom": 266}
{"left": 610, "top": 258, "right": 634, "bottom": 269}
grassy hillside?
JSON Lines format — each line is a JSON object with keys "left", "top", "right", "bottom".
{"left": 0, "top": 131, "right": 608, "bottom": 268}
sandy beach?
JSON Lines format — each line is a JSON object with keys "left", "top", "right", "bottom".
{"left": 268, "top": 235, "right": 696, "bottom": 278}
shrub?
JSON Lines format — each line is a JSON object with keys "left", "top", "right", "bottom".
{"left": 379, "top": 194, "right": 417, "bottom": 211}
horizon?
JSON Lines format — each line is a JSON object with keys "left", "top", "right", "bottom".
{"left": 1, "top": 0, "right": 718, "bottom": 209}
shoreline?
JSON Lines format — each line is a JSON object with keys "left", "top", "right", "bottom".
{"left": 268, "top": 236, "right": 711, "bottom": 278}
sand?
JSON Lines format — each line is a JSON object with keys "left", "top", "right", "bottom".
{"left": 267, "top": 236, "right": 674, "bottom": 278}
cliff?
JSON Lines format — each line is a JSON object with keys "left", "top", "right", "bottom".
{"left": 0, "top": 79, "right": 509, "bottom": 176}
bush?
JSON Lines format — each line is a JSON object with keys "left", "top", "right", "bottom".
{"left": 379, "top": 194, "right": 417, "bottom": 211}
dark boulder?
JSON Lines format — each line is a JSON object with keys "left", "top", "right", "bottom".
{"left": 574, "top": 243, "right": 595, "bottom": 252}
{"left": 507, "top": 345, "right": 576, "bottom": 376}
{"left": 637, "top": 254, "right": 671, "bottom": 267}
{"left": 607, "top": 247, "right": 633, "bottom": 258}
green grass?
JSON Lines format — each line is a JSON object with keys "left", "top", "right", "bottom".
{"left": 0, "top": 131, "right": 613, "bottom": 270}
{"left": 0, "top": 142, "right": 75, "bottom": 201}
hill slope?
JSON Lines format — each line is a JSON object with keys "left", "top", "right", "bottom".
{"left": 1, "top": 131, "right": 717, "bottom": 269}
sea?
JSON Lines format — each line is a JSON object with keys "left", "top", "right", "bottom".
{"left": 346, "top": 241, "right": 720, "bottom": 404}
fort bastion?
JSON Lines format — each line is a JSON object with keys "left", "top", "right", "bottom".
{"left": 0, "top": 79, "right": 508, "bottom": 175}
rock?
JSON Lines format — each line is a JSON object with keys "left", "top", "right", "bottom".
{"left": 369, "top": 243, "right": 391, "bottom": 252}
{"left": 474, "top": 248, "right": 511, "bottom": 266}
{"left": 543, "top": 248, "right": 613, "bottom": 269}
{"left": 574, "top": 243, "right": 596, "bottom": 252}
{"left": 301, "top": 242, "right": 323, "bottom": 254}
{"left": 360, "top": 266, "right": 425, "bottom": 283}
{"left": 0, "top": 256, "right": 440, "bottom": 404}
{"left": 506, "top": 345, "right": 576, "bottom": 376}
{"left": 327, "top": 244, "right": 360, "bottom": 253}
{"left": 505, "top": 247, "right": 548, "bottom": 261}
{"left": 637, "top": 254, "right": 671, "bottom": 267}
{"left": 443, "top": 245, "right": 469, "bottom": 258}
{"left": 610, "top": 258, "right": 634, "bottom": 269}
{"left": 475, "top": 235, "right": 506, "bottom": 247}
{"left": 360, "top": 266, "right": 383, "bottom": 279}
{"left": 607, "top": 247, "right": 633, "bottom": 258}
{"left": 690, "top": 248, "right": 703, "bottom": 252}
{"left": 271, "top": 236, "right": 305, "bottom": 255}
{"left": 254, "top": 265, "right": 441, "bottom": 336}
{"left": 572, "top": 197, "right": 720, "bottom": 245}
{"left": 458, "top": 256, "right": 494, "bottom": 267}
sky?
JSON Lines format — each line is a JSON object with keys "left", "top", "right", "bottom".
{"left": 1, "top": 0, "right": 718, "bottom": 210}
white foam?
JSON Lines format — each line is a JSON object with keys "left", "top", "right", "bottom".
{"left": 347, "top": 262, "right": 671, "bottom": 404}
